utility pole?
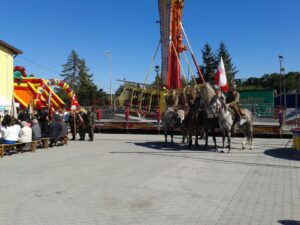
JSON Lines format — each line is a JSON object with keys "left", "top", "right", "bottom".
{"left": 106, "top": 51, "right": 113, "bottom": 109}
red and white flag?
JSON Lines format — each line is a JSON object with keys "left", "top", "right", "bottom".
{"left": 215, "top": 57, "right": 229, "bottom": 92}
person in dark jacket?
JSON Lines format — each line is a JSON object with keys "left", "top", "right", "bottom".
{"left": 1, "top": 110, "right": 11, "bottom": 128}
{"left": 48, "top": 117, "right": 62, "bottom": 147}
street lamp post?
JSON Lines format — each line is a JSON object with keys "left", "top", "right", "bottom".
{"left": 279, "top": 55, "right": 283, "bottom": 107}
{"left": 154, "top": 65, "right": 160, "bottom": 134}
{"left": 106, "top": 51, "right": 113, "bottom": 109}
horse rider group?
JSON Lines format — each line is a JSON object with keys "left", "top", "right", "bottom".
{"left": 163, "top": 81, "right": 246, "bottom": 127}
{"left": 69, "top": 108, "right": 96, "bottom": 141}
{"left": 213, "top": 82, "right": 246, "bottom": 126}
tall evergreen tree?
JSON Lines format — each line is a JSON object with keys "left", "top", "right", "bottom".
{"left": 77, "top": 59, "right": 97, "bottom": 106}
{"left": 201, "top": 43, "right": 217, "bottom": 82}
{"left": 216, "top": 42, "right": 238, "bottom": 84}
{"left": 61, "top": 50, "right": 81, "bottom": 91}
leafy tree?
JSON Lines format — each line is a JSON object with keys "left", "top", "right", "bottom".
{"left": 201, "top": 43, "right": 217, "bottom": 82}
{"left": 216, "top": 42, "right": 238, "bottom": 84}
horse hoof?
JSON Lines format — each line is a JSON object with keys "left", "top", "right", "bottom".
{"left": 250, "top": 146, "right": 253, "bottom": 150}
{"left": 220, "top": 150, "right": 224, "bottom": 153}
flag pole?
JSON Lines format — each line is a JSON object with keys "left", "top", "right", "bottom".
{"left": 180, "top": 22, "right": 206, "bottom": 84}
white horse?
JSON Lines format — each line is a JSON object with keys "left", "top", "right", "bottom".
{"left": 162, "top": 107, "right": 185, "bottom": 145}
{"left": 210, "top": 96, "right": 253, "bottom": 152}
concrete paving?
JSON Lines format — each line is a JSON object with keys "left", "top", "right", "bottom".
{"left": 0, "top": 134, "right": 299, "bottom": 225}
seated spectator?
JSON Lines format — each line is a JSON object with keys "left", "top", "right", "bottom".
{"left": 1, "top": 110, "right": 11, "bottom": 128}
{"left": 31, "top": 119, "right": 42, "bottom": 141}
{"left": 48, "top": 117, "right": 62, "bottom": 147}
{"left": 18, "top": 121, "right": 32, "bottom": 150}
{"left": 58, "top": 119, "right": 68, "bottom": 138}
{"left": 0, "top": 116, "right": 4, "bottom": 144}
{"left": 2, "top": 118, "right": 21, "bottom": 144}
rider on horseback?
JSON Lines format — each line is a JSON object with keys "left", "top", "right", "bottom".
{"left": 226, "top": 82, "right": 246, "bottom": 125}
{"left": 213, "top": 85, "right": 225, "bottom": 101}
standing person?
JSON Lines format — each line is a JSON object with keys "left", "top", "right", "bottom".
{"left": 68, "top": 111, "right": 78, "bottom": 140}
{"left": 226, "top": 82, "right": 245, "bottom": 125}
{"left": 78, "top": 109, "right": 87, "bottom": 141}
{"left": 86, "top": 109, "right": 96, "bottom": 141}
{"left": 63, "top": 109, "right": 69, "bottom": 125}
{"left": 37, "top": 107, "right": 49, "bottom": 137}
{"left": 18, "top": 109, "right": 30, "bottom": 122}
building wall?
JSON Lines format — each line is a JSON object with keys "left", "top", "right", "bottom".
{"left": 0, "top": 45, "right": 14, "bottom": 103}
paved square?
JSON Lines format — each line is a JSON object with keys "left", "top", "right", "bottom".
{"left": 0, "top": 134, "right": 299, "bottom": 225}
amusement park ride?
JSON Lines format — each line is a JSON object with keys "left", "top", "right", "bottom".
{"left": 117, "top": 0, "right": 212, "bottom": 118}
{"left": 13, "top": 66, "right": 78, "bottom": 113}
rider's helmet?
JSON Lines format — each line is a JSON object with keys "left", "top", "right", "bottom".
{"left": 213, "top": 85, "right": 221, "bottom": 91}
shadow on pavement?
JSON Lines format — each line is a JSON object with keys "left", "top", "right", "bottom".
{"left": 133, "top": 141, "right": 214, "bottom": 152}
{"left": 264, "top": 148, "right": 300, "bottom": 161}
{"left": 278, "top": 220, "right": 300, "bottom": 225}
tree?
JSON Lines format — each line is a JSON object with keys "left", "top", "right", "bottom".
{"left": 60, "top": 50, "right": 81, "bottom": 91}
{"left": 201, "top": 43, "right": 217, "bottom": 82}
{"left": 76, "top": 59, "right": 97, "bottom": 106}
{"left": 216, "top": 42, "right": 238, "bottom": 84}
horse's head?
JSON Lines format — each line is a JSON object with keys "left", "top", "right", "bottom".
{"left": 210, "top": 96, "right": 224, "bottom": 116}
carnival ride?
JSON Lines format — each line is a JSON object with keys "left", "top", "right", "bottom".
{"left": 117, "top": 0, "right": 213, "bottom": 118}
{"left": 13, "top": 66, "right": 78, "bottom": 112}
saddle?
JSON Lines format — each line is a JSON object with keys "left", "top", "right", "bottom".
{"left": 239, "top": 108, "right": 246, "bottom": 116}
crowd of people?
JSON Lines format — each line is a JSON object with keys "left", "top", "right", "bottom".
{"left": 0, "top": 107, "right": 96, "bottom": 148}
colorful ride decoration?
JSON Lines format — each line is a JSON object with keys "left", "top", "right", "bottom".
{"left": 13, "top": 66, "right": 78, "bottom": 111}
{"left": 159, "top": 0, "right": 186, "bottom": 89}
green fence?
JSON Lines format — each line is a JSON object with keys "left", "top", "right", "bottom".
{"left": 239, "top": 89, "right": 274, "bottom": 118}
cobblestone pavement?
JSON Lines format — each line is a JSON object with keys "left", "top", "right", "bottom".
{"left": 0, "top": 134, "right": 299, "bottom": 225}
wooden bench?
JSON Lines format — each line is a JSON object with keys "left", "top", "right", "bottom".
{"left": 0, "top": 141, "right": 37, "bottom": 158}
{"left": 40, "top": 137, "right": 50, "bottom": 149}
{"left": 57, "top": 136, "right": 68, "bottom": 146}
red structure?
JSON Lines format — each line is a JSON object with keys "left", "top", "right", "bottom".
{"left": 159, "top": 0, "right": 186, "bottom": 90}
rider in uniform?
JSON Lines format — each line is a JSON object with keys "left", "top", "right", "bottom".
{"left": 213, "top": 85, "right": 225, "bottom": 101}
{"left": 69, "top": 111, "right": 79, "bottom": 140}
{"left": 78, "top": 108, "right": 87, "bottom": 141}
{"left": 86, "top": 109, "right": 96, "bottom": 141}
{"left": 226, "top": 82, "right": 246, "bottom": 125}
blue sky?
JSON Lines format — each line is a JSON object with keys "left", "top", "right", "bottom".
{"left": 1, "top": 0, "right": 299, "bottom": 93}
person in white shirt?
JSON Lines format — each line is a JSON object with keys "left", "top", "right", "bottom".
{"left": 18, "top": 121, "right": 32, "bottom": 143}
{"left": 2, "top": 118, "right": 21, "bottom": 144}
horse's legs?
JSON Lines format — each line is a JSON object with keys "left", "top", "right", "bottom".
{"left": 212, "top": 130, "right": 218, "bottom": 152}
{"left": 195, "top": 130, "right": 199, "bottom": 147}
{"left": 170, "top": 130, "right": 174, "bottom": 144}
{"left": 242, "top": 137, "right": 246, "bottom": 150}
{"left": 164, "top": 130, "right": 168, "bottom": 144}
{"left": 188, "top": 131, "right": 193, "bottom": 147}
{"left": 221, "top": 132, "right": 225, "bottom": 152}
{"left": 250, "top": 129, "right": 254, "bottom": 150}
{"left": 204, "top": 128, "right": 208, "bottom": 148}
{"left": 227, "top": 130, "right": 231, "bottom": 153}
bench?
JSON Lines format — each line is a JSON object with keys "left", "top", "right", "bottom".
{"left": 57, "top": 136, "right": 68, "bottom": 146}
{"left": 40, "top": 137, "right": 50, "bottom": 149}
{"left": 0, "top": 141, "right": 37, "bottom": 158}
